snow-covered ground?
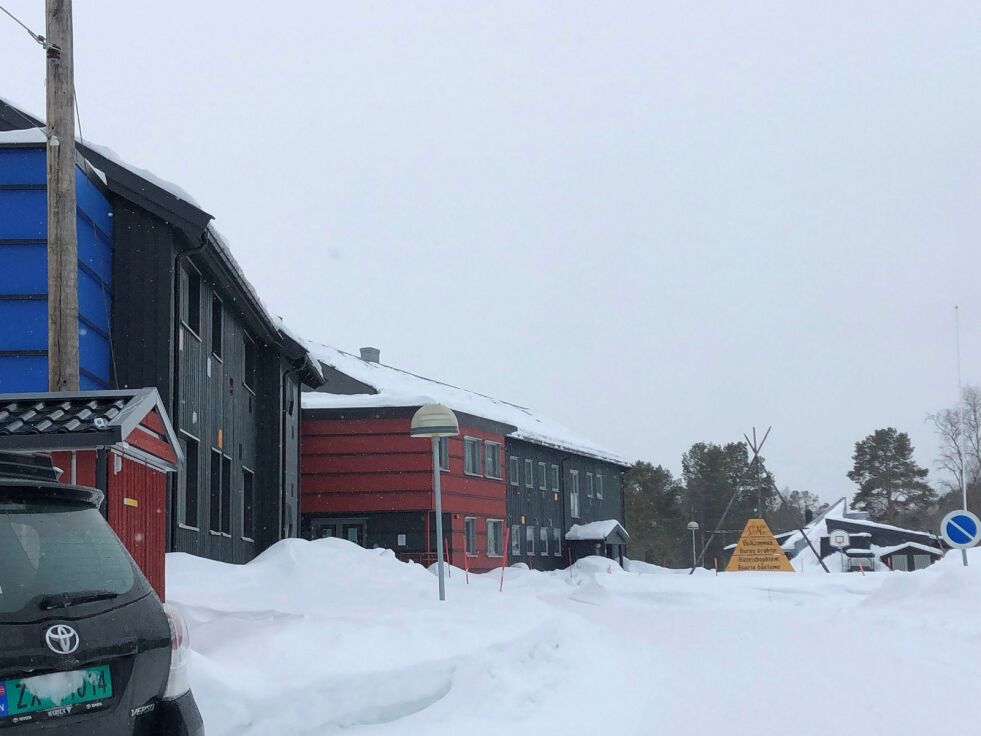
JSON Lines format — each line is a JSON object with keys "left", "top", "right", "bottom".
{"left": 167, "top": 540, "right": 979, "bottom": 735}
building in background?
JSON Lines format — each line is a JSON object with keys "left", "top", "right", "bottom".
{"left": 0, "top": 98, "right": 323, "bottom": 565}
{"left": 300, "top": 344, "right": 630, "bottom": 571}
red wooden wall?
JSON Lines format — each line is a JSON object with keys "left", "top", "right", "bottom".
{"left": 50, "top": 444, "right": 169, "bottom": 600}
{"left": 301, "top": 414, "right": 508, "bottom": 571}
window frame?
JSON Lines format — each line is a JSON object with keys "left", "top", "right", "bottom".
{"left": 538, "top": 461, "right": 547, "bottom": 490}
{"left": 210, "top": 294, "right": 224, "bottom": 361}
{"left": 243, "top": 333, "right": 257, "bottom": 394}
{"left": 526, "top": 525, "right": 536, "bottom": 556}
{"left": 553, "top": 527, "right": 562, "bottom": 557}
{"left": 524, "top": 458, "right": 534, "bottom": 488}
{"left": 438, "top": 436, "right": 450, "bottom": 472}
{"left": 486, "top": 519, "right": 504, "bottom": 558}
{"left": 208, "top": 448, "right": 222, "bottom": 535}
{"left": 551, "top": 464, "right": 560, "bottom": 492}
{"left": 242, "top": 466, "right": 256, "bottom": 542}
{"left": 540, "top": 526, "right": 549, "bottom": 556}
{"left": 484, "top": 441, "right": 502, "bottom": 479}
{"left": 509, "top": 456, "right": 519, "bottom": 486}
{"left": 464, "top": 516, "right": 477, "bottom": 556}
{"left": 182, "top": 266, "right": 202, "bottom": 338}
{"left": 179, "top": 432, "right": 200, "bottom": 531}
{"left": 570, "top": 470, "right": 580, "bottom": 519}
{"left": 511, "top": 524, "right": 522, "bottom": 556}
{"left": 596, "top": 473, "right": 604, "bottom": 499}
{"left": 586, "top": 472, "right": 594, "bottom": 498}
{"left": 464, "top": 437, "right": 482, "bottom": 476}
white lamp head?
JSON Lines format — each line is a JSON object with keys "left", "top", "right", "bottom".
{"left": 410, "top": 403, "right": 459, "bottom": 438}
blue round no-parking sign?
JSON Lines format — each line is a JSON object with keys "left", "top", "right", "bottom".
{"left": 941, "top": 510, "right": 981, "bottom": 550}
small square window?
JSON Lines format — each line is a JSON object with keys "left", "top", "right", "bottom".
{"left": 464, "top": 438, "right": 482, "bottom": 476}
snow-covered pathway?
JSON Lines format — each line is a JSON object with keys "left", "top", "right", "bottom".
{"left": 167, "top": 540, "right": 979, "bottom": 735}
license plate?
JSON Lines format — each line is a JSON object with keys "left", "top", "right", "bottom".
{"left": 0, "top": 665, "right": 112, "bottom": 725}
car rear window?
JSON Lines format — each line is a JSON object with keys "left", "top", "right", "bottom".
{"left": 0, "top": 499, "right": 137, "bottom": 615}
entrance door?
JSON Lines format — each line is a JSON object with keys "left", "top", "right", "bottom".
{"left": 343, "top": 523, "right": 365, "bottom": 546}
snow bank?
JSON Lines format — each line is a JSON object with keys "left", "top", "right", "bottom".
{"left": 168, "top": 538, "right": 980, "bottom": 736}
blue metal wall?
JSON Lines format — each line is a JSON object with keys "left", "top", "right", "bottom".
{"left": 0, "top": 146, "right": 113, "bottom": 391}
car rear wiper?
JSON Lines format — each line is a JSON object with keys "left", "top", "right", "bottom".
{"left": 37, "top": 590, "right": 120, "bottom": 610}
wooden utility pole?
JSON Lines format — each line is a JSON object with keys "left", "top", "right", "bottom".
{"left": 46, "top": 0, "right": 79, "bottom": 391}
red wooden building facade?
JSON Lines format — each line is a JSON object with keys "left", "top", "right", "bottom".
{"left": 301, "top": 408, "right": 513, "bottom": 572}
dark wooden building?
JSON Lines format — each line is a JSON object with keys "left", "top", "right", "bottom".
{"left": 299, "top": 344, "right": 630, "bottom": 571}
{"left": 0, "top": 99, "right": 323, "bottom": 565}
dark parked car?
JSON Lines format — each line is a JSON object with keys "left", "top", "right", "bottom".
{"left": 0, "top": 453, "right": 203, "bottom": 735}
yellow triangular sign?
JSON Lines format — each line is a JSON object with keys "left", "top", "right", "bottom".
{"left": 726, "top": 518, "right": 794, "bottom": 572}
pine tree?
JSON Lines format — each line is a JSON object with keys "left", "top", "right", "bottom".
{"left": 847, "top": 428, "right": 935, "bottom": 524}
{"left": 624, "top": 462, "right": 686, "bottom": 566}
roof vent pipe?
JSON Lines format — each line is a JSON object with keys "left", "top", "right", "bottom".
{"left": 360, "top": 347, "right": 380, "bottom": 363}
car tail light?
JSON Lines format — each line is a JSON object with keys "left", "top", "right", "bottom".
{"left": 162, "top": 603, "right": 191, "bottom": 700}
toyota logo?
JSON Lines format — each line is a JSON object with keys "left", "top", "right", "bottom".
{"left": 45, "top": 624, "right": 80, "bottom": 655}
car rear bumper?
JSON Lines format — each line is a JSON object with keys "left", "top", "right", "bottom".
{"left": 155, "top": 691, "right": 204, "bottom": 736}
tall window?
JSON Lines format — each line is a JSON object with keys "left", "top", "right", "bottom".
{"left": 509, "top": 457, "right": 519, "bottom": 486}
{"left": 540, "top": 527, "right": 548, "bottom": 556}
{"left": 465, "top": 517, "right": 477, "bottom": 555}
{"left": 220, "top": 455, "right": 231, "bottom": 535}
{"left": 524, "top": 459, "right": 534, "bottom": 488}
{"left": 209, "top": 449, "right": 222, "bottom": 533}
{"left": 211, "top": 296, "right": 223, "bottom": 359}
{"left": 586, "top": 472, "right": 594, "bottom": 498}
{"left": 184, "top": 267, "right": 201, "bottom": 335}
{"left": 485, "top": 442, "right": 502, "bottom": 479}
{"left": 437, "top": 436, "right": 450, "bottom": 471}
{"left": 551, "top": 464, "right": 560, "bottom": 491}
{"left": 182, "top": 435, "right": 199, "bottom": 528}
{"left": 244, "top": 335, "right": 257, "bottom": 391}
{"left": 570, "top": 470, "right": 580, "bottom": 519}
{"left": 526, "top": 525, "right": 536, "bottom": 555}
{"left": 596, "top": 473, "right": 604, "bottom": 499}
{"left": 464, "top": 437, "right": 481, "bottom": 475}
{"left": 538, "top": 461, "right": 547, "bottom": 490}
{"left": 242, "top": 468, "right": 255, "bottom": 540}
{"left": 511, "top": 525, "right": 522, "bottom": 555}
{"left": 487, "top": 519, "right": 504, "bottom": 557}
{"left": 552, "top": 527, "right": 561, "bottom": 557}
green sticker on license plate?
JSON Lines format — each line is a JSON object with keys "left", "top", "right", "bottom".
{"left": 1, "top": 665, "right": 112, "bottom": 718}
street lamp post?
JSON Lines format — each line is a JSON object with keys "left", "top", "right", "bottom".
{"left": 410, "top": 403, "right": 460, "bottom": 601}
{"left": 687, "top": 520, "right": 700, "bottom": 569}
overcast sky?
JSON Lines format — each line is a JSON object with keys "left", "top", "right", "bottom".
{"left": 3, "top": 2, "right": 980, "bottom": 501}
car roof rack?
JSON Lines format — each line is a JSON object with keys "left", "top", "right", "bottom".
{"left": 0, "top": 452, "right": 61, "bottom": 482}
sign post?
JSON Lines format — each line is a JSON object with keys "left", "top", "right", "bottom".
{"left": 940, "top": 510, "right": 981, "bottom": 568}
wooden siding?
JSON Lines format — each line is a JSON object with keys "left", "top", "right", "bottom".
{"left": 107, "top": 451, "right": 167, "bottom": 599}
{"left": 301, "top": 413, "right": 508, "bottom": 571}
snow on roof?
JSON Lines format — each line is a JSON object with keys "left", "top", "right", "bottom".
{"left": 565, "top": 520, "right": 629, "bottom": 541}
{"left": 80, "top": 140, "right": 202, "bottom": 208}
{"left": 780, "top": 498, "right": 848, "bottom": 551}
{"left": 876, "top": 542, "right": 944, "bottom": 557}
{"left": 0, "top": 128, "right": 47, "bottom": 145}
{"left": 302, "top": 342, "right": 630, "bottom": 466}
{"left": 845, "top": 548, "right": 875, "bottom": 557}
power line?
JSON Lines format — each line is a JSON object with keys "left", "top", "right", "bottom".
{"left": 0, "top": 3, "right": 46, "bottom": 47}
